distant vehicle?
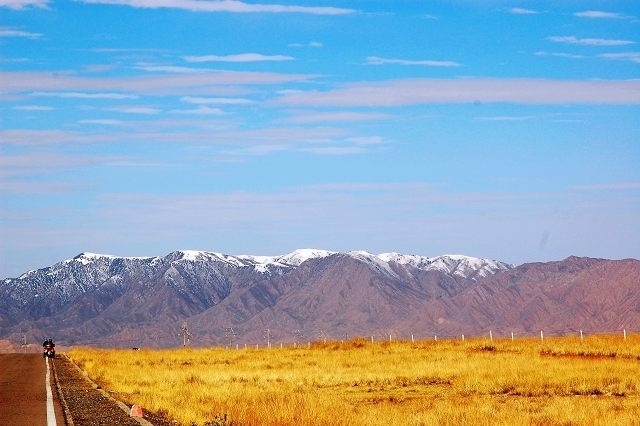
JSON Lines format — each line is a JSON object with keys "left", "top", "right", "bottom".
{"left": 42, "top": 339, "right": 55, "bottom": 358}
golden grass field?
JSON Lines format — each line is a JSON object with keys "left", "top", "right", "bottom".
{"left": 68, "top": 334, "right": 640, "bottom": 426}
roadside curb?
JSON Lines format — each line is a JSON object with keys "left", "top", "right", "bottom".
{"left": 61, "top": 354, "right": 155, "bottom": 426}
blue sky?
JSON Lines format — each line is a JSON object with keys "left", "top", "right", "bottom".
{"left": 1, "top": 0, "right": 639, "bottom": 278}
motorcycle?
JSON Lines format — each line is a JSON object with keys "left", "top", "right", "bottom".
{"left": 43, "top": 342, "right": 56, "bottom": 358}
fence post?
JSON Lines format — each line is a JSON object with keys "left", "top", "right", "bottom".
{"left": 624, "top": 329, "right": 627, "bottom": 341}
{"left": 489, "top": 330, "right": 493, "bottom": 342}
{"left": 511, "top": 332, "right": 514, "bottom": 341}
{"left": 540, "top": 330, "right": 544, "bottom": 342}
{"left": 462, "top": 334, "right": 465, "bottom": 341}
{"left": 411, "top": 334, "right": 414, "bottom": 343}
{"left": 434, "top": 335, "right": 437, "bottom": 341}
{"left": 371, "top": 336, "right": 374, "bottom": 343}
{"left": 580, "top": 330, "right": 583, "bottom": 341}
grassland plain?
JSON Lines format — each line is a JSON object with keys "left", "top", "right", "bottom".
{"left": 68, "top": 334, "right": 640, "bottom": 426}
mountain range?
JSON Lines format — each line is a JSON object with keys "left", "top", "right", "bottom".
{"left": 1, "top": 249, "right": 638, "bottom": 349}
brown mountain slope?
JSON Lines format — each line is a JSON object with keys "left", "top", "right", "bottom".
{"left": 451, "top": 256, "right": 640, "bottom": 336}
{"left": 187, "top": 253, "right": 478, "bottom": 344}
{"left": 2, "top": 253, "right": 638, "bottom": 347}
{"left": 186, "top": 256, "right": 640, "bottom": 345}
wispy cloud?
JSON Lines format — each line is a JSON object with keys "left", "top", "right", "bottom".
{"left": 170, "top": 106, "right": 225, "bottom": 115}
{"left": 0, "top": 26, "right": 42, "bottom": 38}
{"left": 29, "top": 91, "right": 139, "bottom": 99}
{"left": 575, "top": 182, "right": 640, "bottom": 191}
{"left": 548, "top": 36, "right": 634, "bottom": 47}
{"left": 574, "top": 10, "right": 627, "bottom": 19}
{"left": 13, "top": 105, "right": 54, "bottom": 111}
{"left": 181, "top": 96, "right": 254, "bottom": 105}
{"left": 365, "top": 56, "right": 461, "bottom": 67}
{"left": 183, "top": 53, "right": 294, "bottom": 63}
{"left": 599, "top": 52, "right": 640, "bottom": 64}
{"left": 134, "top": 64, "right": 207, "bottom": 74}
{"left": 534, "top": 51, "right": 585, "bottom": 59}
{"left": 288, "top": 41, "right": 323, "bottom": 48}
{"left": 78, "top": 0, "right": 355, "bottom": 15}
{"left": 510, "top": 7, "right": 539, "bottom": 15}
{"left": 0, "top": 0, "right": 49, "bottom": 10}
{"left": 276, "top": 78, "right": 640, "bottom": 106}
{"left": 282, "top": 111, "right": 392, "bottom": 124}
{"left": 3, "top": 70, "right": 314, "bottom": 96}
{"left": 78, "top": 119, "right": 124, "bottom": 125}
{"left": 475, "top": 115, "right": 537, "bottom": 122}
{"left": 108, "top": 106, "right": 161, "bottom": 114}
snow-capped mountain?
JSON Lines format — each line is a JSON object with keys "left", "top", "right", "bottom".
{"left": 1, "top": 249, "right": 636, "bottom": 349}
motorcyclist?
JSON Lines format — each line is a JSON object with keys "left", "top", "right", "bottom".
{"left": 42, "top": 338, "right": 55, "bottom": 358}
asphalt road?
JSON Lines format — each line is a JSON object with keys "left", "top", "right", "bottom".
{"left": 0, "top": 353, "right": 64, "bottom": 426}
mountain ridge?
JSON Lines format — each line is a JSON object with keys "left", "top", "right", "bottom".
{"left": 1, "top": 250, "right": 638, "bottom": 348}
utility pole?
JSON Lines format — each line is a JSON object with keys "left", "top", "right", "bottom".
{"left": 224, "top": 327, "right": 237, "bottom": 348}
{"left": 179, "top": 321, "right": 192, "bottom": 347}
{"left": 264, "top": 328, "right": 271, "bottom": 349}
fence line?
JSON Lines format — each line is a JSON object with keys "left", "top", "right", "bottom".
{"left": 13, "top": 327, "right": 635, "bottom": 350}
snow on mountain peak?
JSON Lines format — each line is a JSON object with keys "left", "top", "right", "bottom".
{"left": 9, "top": 248, "right": 510, "bottom": 281}
{"left": 348, "top": 250, "right": 401, "bottom": 279}
{"left": 66, "top": 252, "right": 116, "bottom": 266}
{"left": 173, "top": 250, "right": 246, "bottom": 267}
{"left": 372, "top": 252, "right": 511, "bottom": 278}
{"left": 238, "top": 248, "right": 336, "bottom": 272}
{"left": 276, "top": 249, "right": 337, "bottom": 266}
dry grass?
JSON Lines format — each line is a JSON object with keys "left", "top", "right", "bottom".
{"left": 68, "top": 334, "right": 640, "bottom": 426}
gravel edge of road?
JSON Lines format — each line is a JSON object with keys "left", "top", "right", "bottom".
{"left": 53, "top": 354, "right": 174, "bottom": 426}
{"left": 63, "top": 354, "right": 155, "bottom": 426}
{"left": 52, "top": 357, "right": 75, "bottom": 426}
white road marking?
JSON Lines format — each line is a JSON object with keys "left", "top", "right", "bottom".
{"left": 45, "top": 357, "right": 57, "bottom": 426}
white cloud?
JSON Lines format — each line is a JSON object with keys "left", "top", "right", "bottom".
{"left": 548, "top": 36, "right": 634, "bottom": 46}
{"left": 29, "top": 91, "right": 139, "bottom": 99}
{"left": 78, "top": 0, "right": 355, "bottom": 15}
{"left": 78, "top": 119, "right": 124, "bottom": 125}
{"left": 0, "top": 27, "right": 42, "bottom": 38}
{"left": 180, "top": 96, "right": 254, "bottom": 105}
{"left": 475, "top": 115, "right": 537, "bottom": 122}
{"left": 183, "top": 53, "right": 294, "bottom": 63}
{"left": 599, "top": 52, "right": 640, "bottom": 64}
{"left": 0, "top": 0, "right": 49, "bottom": 9}
{"left": 365, "top": 56, "right": 461, "bottom": 67}
{"left": 510, "top": 7, "right": 538, "bottom": 15}
{"left": 134, "top": 64, "right": 206, "bottom": 73}
{"left": 108, "top": 106, "right": 161, "bottom": 114}
{"left": 13, "top": 105, "right": 54, "bottom": 111}
{"left": 275, "top": 78, "right": 640, "bottom": 106}
{"left": 534, "top": 51, "right": 585, "bottom": 59}
{"left": 575, "top": 182, "right": 640, "bottom": 191}
{"left": 574, "top": 10, "right": 625, "bottom": 19}
{"left": 2, "top": 70, "right": 314, "bottom": 96}
{"left": 289, "top": 41, "right": 323, "bottom": 48}
{"left": 170, "top": 106, "right": 225, "bottom": 115}
{"left": 282, "top": 111, "right": 391, "bottom": 124}
{"left": 297, "top": 145, "right": 367, "bottom": 155}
